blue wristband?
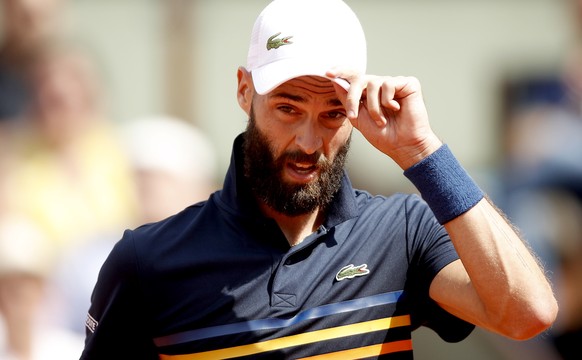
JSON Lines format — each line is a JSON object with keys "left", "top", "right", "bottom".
{"left": 403, "top": 144, "right": 484, "bottom": 224}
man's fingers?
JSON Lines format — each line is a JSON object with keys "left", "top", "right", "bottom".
{"left": 326, "top": 68, "right": 360, "bottom": 84}
{"left": 362, "top": 81, "right": 386, "bottom": 127}
{"left": 343, "top": 78, "right": 366, "bottom": 120}
{"left": 328, "top": 71, "right": 421, "bottom": 128}
{"left": 381, "top": 82, "right": 400, "bottom": 111}
{"left": 327, "top": 68, "right": 365, "bottom": 119}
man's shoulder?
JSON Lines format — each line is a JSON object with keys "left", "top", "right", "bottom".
{"left": 353, "top": 189, "right": 425, "bottom": 209}
{"left": 350, "top": 189, "right": 435, "bottom": 224}
{"left": 131, "top": 201, "right": 210, "bottom": 243}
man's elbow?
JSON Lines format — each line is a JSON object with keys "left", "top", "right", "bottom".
{"left": 502, "top": 296, "right": 559, "bottom": 340}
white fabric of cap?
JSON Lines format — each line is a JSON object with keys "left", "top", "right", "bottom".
{"left": 246, "top": 0, "right": 367, "bottom": 95}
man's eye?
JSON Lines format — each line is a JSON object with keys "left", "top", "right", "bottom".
{"left": 278, "top": 105, "right": 295, "bottom": 113}
{"left": 326, "top": 111, "right": 346, "bottom": 119}
{"left": 321, "top": 111, "right": 347, "bottom": 128}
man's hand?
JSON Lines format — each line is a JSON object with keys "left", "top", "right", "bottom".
{"left": 327, "top": 69, "right": 442, "bottom": 170}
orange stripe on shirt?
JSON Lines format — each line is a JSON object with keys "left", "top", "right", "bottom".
{"left": 159, "top": 315, "right": 411, "bottom": 360}
{"left": 298, "top": 339, "right": 413, "bottom": 359}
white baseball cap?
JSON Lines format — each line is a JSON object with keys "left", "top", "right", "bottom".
{"left": 246, "top": 0, "right": 367, "bottom": 95}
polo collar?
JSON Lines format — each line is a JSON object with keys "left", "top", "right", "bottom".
{"left": 217, "top": 133, "right": 359, "bottom": 227}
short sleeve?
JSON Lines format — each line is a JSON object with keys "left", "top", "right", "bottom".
{"left": 80, "top": 230, "right": 158, "bottom": 359}
{"left": 404, "top": 195, "right": 475, "bottom": 342}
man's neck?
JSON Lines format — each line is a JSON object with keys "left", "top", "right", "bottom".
{"left": 259, "top": 203, "right": 324, "bottom": 247}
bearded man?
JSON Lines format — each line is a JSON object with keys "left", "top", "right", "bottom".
{"left": 81, "top": 0, "right": 557, "bottom": 359}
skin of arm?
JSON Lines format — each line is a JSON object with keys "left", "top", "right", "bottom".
{"left": 328, "top": 69, "right": 558, "bottom": 340}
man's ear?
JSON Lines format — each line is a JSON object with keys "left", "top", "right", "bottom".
{"left": 237, "top": 67, "right": 253, "bottom": 115}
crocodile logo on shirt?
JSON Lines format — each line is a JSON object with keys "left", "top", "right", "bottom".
{"left": 336, "top": 264, "right": 370, "bottom": 281}
{"left": 266, "top": 32, "right": 293, "bottom": 50}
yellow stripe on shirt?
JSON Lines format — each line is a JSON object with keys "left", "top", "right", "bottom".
{"left": 159, "top": 315, "right": 411, "bottom": 360}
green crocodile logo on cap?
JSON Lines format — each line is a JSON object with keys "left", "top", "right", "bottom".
{"left": 336, "top": 264, "right": 370, "bottom": 281}
{"left": 267, "top": 32, "right": 293, "bottom": 50}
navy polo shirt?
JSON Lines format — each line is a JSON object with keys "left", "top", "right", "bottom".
{"left": 81, "top": 134, "right": 473, "bottom": 359}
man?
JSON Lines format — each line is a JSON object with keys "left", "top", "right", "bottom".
{"left": 80, "top": 0, "right": 557, "bottom": 358}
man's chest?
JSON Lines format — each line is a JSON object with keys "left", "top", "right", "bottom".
{"left": 149, "top": 224, "right": 415, "bottom": 359}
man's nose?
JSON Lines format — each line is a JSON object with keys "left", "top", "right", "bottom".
{"left": 295, "top": 121, "right": 323, "bottom": 155}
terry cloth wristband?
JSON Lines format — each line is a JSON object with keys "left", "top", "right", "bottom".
{"left": 403, "top": 144, "right": 484, "bottom": 224}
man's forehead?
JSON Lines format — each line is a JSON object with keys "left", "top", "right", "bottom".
{"left": 267, "top": 75, "right": 343, "bottom": 104}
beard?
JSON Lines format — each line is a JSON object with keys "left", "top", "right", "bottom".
{"left": 242, "top": 108, "right": 350, "bottom": 217}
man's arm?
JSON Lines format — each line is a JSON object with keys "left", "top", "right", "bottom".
{"left": 328, "top": 70, "right": 558, "bottom": 339}
{"left": 432, "top": 197, "right": 557, "bottom": 339}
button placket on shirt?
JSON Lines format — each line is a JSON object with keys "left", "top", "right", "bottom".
{"left": 270, "top": 226, "right": 328, "bottom": 309}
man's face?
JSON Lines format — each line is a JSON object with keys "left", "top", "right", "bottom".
{"left": 242, "top": 76, "right": 353, "bottom": 216}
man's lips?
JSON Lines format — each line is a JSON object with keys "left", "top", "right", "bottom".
{"left": 285, "top": 161, "right": 318, "bottom": 182}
